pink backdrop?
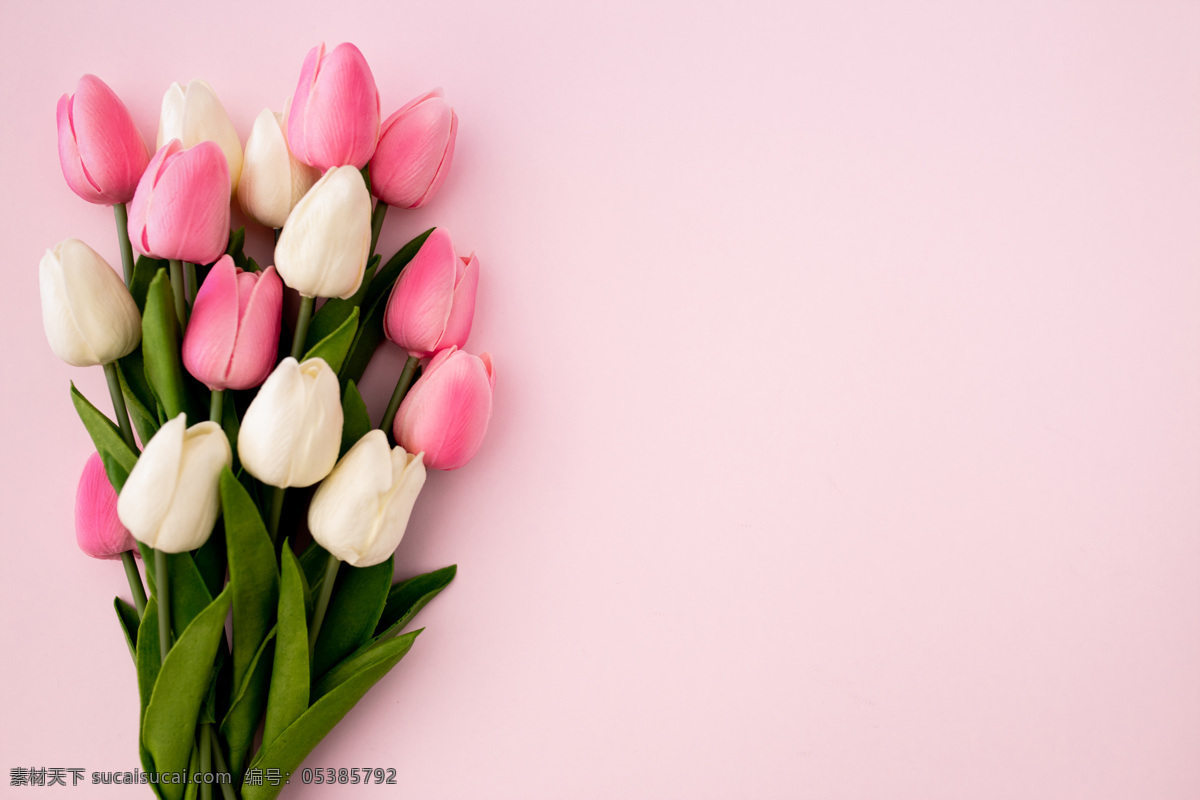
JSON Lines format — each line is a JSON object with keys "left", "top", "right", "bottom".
{"left": 3, "top": 1, "right": 1199, "bottom": 797}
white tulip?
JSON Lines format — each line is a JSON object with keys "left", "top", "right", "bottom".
{"left": 274, "top": 166, "right": 372, "bottom": 299}
{"left": 117, "top": 415, "right": 232, "bottom": 553}
{"left": 39, "top": 239, "right": 141, "bottom": 367}
{"left": 309, "top": 431, "right": 426, "bottom": 567}
{"left": 157, "top": 80, "right": 244, "bottom": 192}
{"left": 237, "top": 108, "right": 319, "bottom": 229}
{"left": 238, "top": 357, "right": 343, "bottom": 488}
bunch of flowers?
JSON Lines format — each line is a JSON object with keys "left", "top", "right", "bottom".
{"left": 46, "top": 42, "right": 494, "bottom": 800}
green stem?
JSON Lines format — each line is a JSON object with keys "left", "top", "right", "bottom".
{"left": 379, "top": 356, "right": 420, "bottom": 437}
{"left": 185, "top": 261, "right": 199, "bottom": 307}
{"left": 369, "top": 201, "right": 388, "bottom": 258}
{"left": 155, "top": 548, "right": 172, "bottom": 661}
{"left": 308, "top": 554, "right": 340, "bottom": 660}
{"left": 290, "top": 295, "right": 315, "bottom": 361}
{"left": 210, "top": 389, "right": 225, "bottom": 423}
{"left": 267, "top": 486, "right": 285, "bottom": 543}
{"left": 120, "top": 550, "right": 147, "bottom": 616}
{"left": 199, "top": 723, "right": 212, "bottom": 800}
{"left": 207, "top": 725, "right": 239, "bottom": 800}
{"left": 103, "top": 362, "right": 138, "bottom": 451}
{"left": 113, "top": 203, "right": 135, "bottom": 286}
{"left": 169, "top": 259, "right": 189, "bottom": 330}
{"left": 347, "top": 258, "right": 377, "bottom": 307}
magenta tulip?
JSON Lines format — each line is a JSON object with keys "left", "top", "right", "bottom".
{"left": 394, "top": 347, "right": 495, "bottom": 471}
{"left": 183, "top": 256, "right": 283, "bottom": 390}
{"left": 76, "top": 452, "right": 137, "bottom": 560}
{"left": 287, "top": 42, "right": 381, "bottom": 170}
{"left": 57, "top": 75, "right": 150, "bottom": 205}
{"left": 128, "top": 140, "right": 231, "bottom": 264}
{"left": 369, "top": 90, "right": 458, "bottom": 209}
{"left": 383, "top": 228, "right": 478, "bottom": 358}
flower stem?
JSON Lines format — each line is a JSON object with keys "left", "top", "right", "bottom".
{"left": 155, "top": 548, "right": 172, "bottom": 661}
{"left": 369, "top": 201, "right": 388, "bottom": 259}
{"left": 185, "top": 261, "right": 199, "bottom": 307}
{"left": 120, "top": 550, "right": 147, "bottom": 616}
{"left": 290, "top": 295, "right": 315, "bottom": 360}
{"left": 210, "top": 389, "right": 225, "bottom": 423}
{"left": 199, "top": 722, "right": 212, "bottom": 800}
{"left": 308, "top": 554, "right": 340, "bottom": 661}
{"left": 379, "top": 356, "right": 420, "bottom": 438}
{"left": 207, "top": 725, "right": 239, "bottom": 800}
{"left": 103, "top": 362, "right": 138, "bottom": 451}
{"left": 169, "top": 259, "right": 189, "bottom": 330}
{"left": 267, "top": 486, "right": 285, "bottom": 543}
{"left": 113, "top": 203, "right": 135, "bottom": 286}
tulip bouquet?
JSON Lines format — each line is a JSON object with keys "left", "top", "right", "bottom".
{"left": 45, "top": 43, "right": 493, "bottom": 799}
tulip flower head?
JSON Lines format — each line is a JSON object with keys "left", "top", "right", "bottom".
{"left": 128, "top": 139, "right": 231, "bottom": 264}
{"left": 183, "top": 256, "right": 283, "bottom": 391}
{"left": 274, "top": 165, "right": 372, "bottom": 299}
{"left": 238, "top": 357, "right": 344, "bottom": 488}
{"left": 76, "top": 452, "right": 138, "bottom": 560}
{"left": 395, "top": 347, "right": 495, "bottom": 471}
{"left": 117, "top": 415, "right": 232, "bottom": 554}
{"left": 369, "top": 89, "right": 458, "bottom": 209}
{"left": 157, "top": 80, "right": 244, "bottom": 192}
{"left": 309, "top": 431, "right": 427, "bottom": 567}
{"left": 57, "top": 74, "right": 150, "bottom": 205}
{"left": 237, "top": 108, "right": 320, "bottom": 228}
{"left": 39, "top": 239, "right": 141, "bottom": 367}
{"left": 383, "top": 228, "right": 478, "bottom": 358}
{"left": 288, "top": 42, "right": 381, "bottom": 170}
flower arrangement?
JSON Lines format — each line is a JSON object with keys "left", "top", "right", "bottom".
{"left": 47, "top": 42, "right": 493, "bottom": 799}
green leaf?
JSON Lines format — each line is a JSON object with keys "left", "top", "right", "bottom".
{"left": 225, "top": 227, "right": 246, "bottom": 266}
{"left": 142, "top": 270, "right": 187, "bottom": 420}
{"left": 243, "top": 631, "right": 421, "bottom": 800}
{"left": 302, "top": 306, "right": 359, "bottom": 373}
{"left": 340, "top": 381, "right": 371, "bottom": 457}
{"left": 221, "top": 468, "right": 279, "bottom": 691}
{"left": 312, "top": 556, "right": 393, "bottom": 679}
{"left": 130, "top": 255, "right": 165, "bottom": 313}
{"left": 70, "top": 382, "right": 138, "bottom": 492}
{"left": 298, "top": 541, "right": 331, "bottom": 596}
{"left": 135, "top": 597, "right": 162, "bottom": 781}
{"left": 142, "top": 587, "right": 232, "bottom": 800}
{"left": 114, "top": 596, "right": 140, "bottom": 661}
{"left": 339, "top": 228, "right": 434, "bottom": 385}
{"left": 220, "top": 627, "right": 276, "bottom": 777}
{"left": 305, "top": 293, "right": 359, "bottom": 351}
{"left": 140, "top": 548, "right": 215, "bottom": 633}
{"left": 372, "top": 565, "right": 457, "bottom": 643}
{"left": 222, "top": 391, "right": 241, "bottom": 472}
{"left": 263, "top": 544, "right": 309, "bottom": 752}
{"left": 193, "top": 520, "right": 226, "bottom": 600}
{"left": 118, "top": 349, "right": 160, "bottom": 444}
{"left": 313, "top": 628, "right": 421, "bottom": 701}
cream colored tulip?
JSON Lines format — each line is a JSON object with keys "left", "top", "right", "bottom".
{"left": 238, "top": 357, "right": 343, "bottom": 488}
{"left": 39, "top": 239, "right": 141, "bottom": 367}
{"left": 237, "top": 108, "right": 319, "bottom": 229}
{"left": 274, "top": 166, "right": 371, "bottom": 299}
{"left": 309, "top": 431, "right": 426, "bottom": 567}
{"left": 117, "top": 415, "right": 232, "bottom": 553}
{"left": 157, "top": 80, "right": 244, "bottom": 191}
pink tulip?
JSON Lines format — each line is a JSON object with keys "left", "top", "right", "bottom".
{"left": 288, "top": 42, "right": 381, "bottom": 170}
{"left": 383, "top": 229, "right": 478, "bottom": 358}
{"left": 369, "top": 90, "right": 457, "bottom": 209}
{"left": 57, "top": 75, "right": 150, "bottom": 205}
{"left": 76, "top": 452, "right": 138, "bottom": 560}
{"left": 127, "top": 140, "right": 231, "bottom": 264}
{"left": 183, "top": 256, "right": 283, "bottom": 390}
{"left": 394, "top": 347, "right": 495, "bottom": 471}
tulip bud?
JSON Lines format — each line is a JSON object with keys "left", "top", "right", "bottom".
{"left": 157, "top": 80, "right": 244, "bottom": 192}
{"left": 394, "top": 347, "right": 495, "bottom": 471}
{"left": 238, "top": 357, "right": 343, "bottom": 488}
{"left": 237, "top": 108, "right": 320, "bottom": 228}
{"left": 57, "top": 75, "right": 150, "bottom": 205}
{"left": 308, "top": 431, "right": 426, "bottom": 567}
{"left": 128, "top": 140, "right": 231, "bottom": 264}
{"left": 369, "top": 90, "right": 458, "bottom": 209}
{"left": 274, "top": 166, "right": 371, "bottom": 299}
{"left": 287, "top": 42, "right": 381, "bottom": 170}
{"left": 383, "top": 228, "right": 478, "bottom": 358}
{"left": 182, "top": 256, "right": 283, "bottom": 391}
{"left": 76, "top": 452, "right": 138, "bottom": 560}
{"left": 117, "top": 415, "right": 232, "bottom": 553}
{"left": 39, "top": 239, "right": 141, "bottom": 367}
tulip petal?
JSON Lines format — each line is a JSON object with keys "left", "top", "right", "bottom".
{"left": 183, "top": 255, "right": 239, "bottom": 389}
{"left": 239, "top": 358, "right": 307, "bottom": 487}
{"left": 225, "top": 266, "right": 283, "bottom": 390}
{"left": 145, "top": 141, "right": 231, "bottom": 264}
{"left": 64, "top": 75, "right": 150, "bottom": 205}
{"left": 287, "top": 44, "right": 323, "bottom": 167}
{"left": 153, "top": 422, "right": 231, "bottom": 552}
{"left": 395, "top": 349, "right": 494, "bottom": 471}
{"left": 76, "top": 452, "right": 136, "bottom": 559}
{"left": 437, "top": 253, "right": 478, "bottom": 352}
{"left": 383, "top": 228, "right": 456, "bottom": 356}
{"left": 119, "top": 414, "right": 187, "bottom": 546}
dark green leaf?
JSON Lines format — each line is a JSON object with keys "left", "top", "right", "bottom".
{"left": 142, "top": 270, "right": 187, "bottom": 420}
{"left": 298, "top": 541, "right": 331, "bottom": 595}
{"left": 312, "top": 556, "right": 393, "bottom": 679}
{"left": 263, "top": 544, "right": 309, "bottom": 751}
{"left": 135, "top": 596, "right": 162, "bottom": 781}
{"left": 70, "top": 382, "right": 138, "bottom": 492}
{"left": 221, "top": 468, "right": 279, "bottom": 691}
{"left": 222, "top": 391, "right": 241, "bottom": 473}
{"left": 373, "top": 565, "right": 457, "bottom": 643}
{"left": 130, "top": 256, "right": 165, "bottom": 313}
{"left": 140, "top": 548, "right": 215, "bottom": 632}
{"left": 225, "top": 227, "right": 246, "bottom": 266}
{"left": 313, "top": 628, "right": 421, "bottom": 701}
{"left": 115, "top": 596, "right": 140, "bottom": 661}
{"left": 305, "top": 296, "right": 358, "bottom": 351}
{"left": 143, "top": 587, "right": 232, "bottom": 800}
{"left": 221, "top": 628, "right": 276, "bottom": 777}
{"left": 193, "top": 520, "right": 226, "bottom": 599}
{"left": 340, "top": 381, "right": 371, "bottom": 457}
{"left": 118, "top": 349, "right": 160, "bottom": 444}
{"left": 302, "top": 306, "right": 359, "bottom": 373}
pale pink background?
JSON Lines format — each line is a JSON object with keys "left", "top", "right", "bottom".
{"left": 2, "top": 0, "right": 1199, "bottom": 797}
